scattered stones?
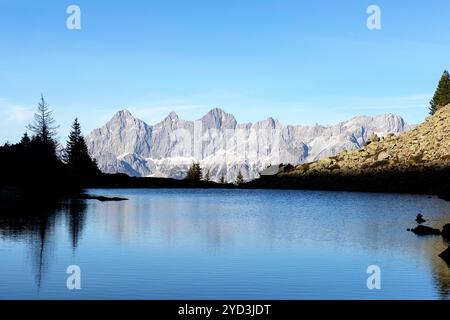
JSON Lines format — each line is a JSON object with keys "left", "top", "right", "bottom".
{"left": 377, "top": 151, "right": 390, "bottom": 161}
{"left": 364, "top": 133, "right": 380, "bottom": 146}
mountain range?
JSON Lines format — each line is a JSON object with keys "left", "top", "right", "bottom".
{"left": 86, "top": 108, "right": 410, "bottom": 182}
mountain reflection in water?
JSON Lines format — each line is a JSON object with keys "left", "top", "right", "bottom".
{"left": 0, "top": 189, "right": 449, "bottom": 299}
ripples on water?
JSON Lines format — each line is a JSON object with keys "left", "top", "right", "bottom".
{"left": 0, "top": 189, "right": 449, "bottom": 299}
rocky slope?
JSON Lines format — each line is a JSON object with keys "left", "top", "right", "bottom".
{"left": 283, "top": 104, "right": 450, "bottom": 177}
{"left": 87, "top": 108, "right": 410, "bottom": 182}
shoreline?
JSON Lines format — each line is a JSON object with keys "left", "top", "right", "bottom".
{"left": 1, "top": 167, "right": 449, "bottom": 206}
{"left": 85, "top": 168, "right": 450, "bottom": 201}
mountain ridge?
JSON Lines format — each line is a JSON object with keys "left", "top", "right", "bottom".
{"left": 87, "top": 108, "right": 411, "bottom": 181}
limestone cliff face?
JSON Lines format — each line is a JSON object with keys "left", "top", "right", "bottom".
{"left": 284, "top": 105, "right": 450, "bottom": 177}
{"left": 87, "top": 108, "right": 410, "bottom": 182}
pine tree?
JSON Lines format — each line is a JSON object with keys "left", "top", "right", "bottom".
{"left": 235, "top": 170, "right": 244, "bottom": 185}
{"left": 27, "top": 94, "right": 59, "bottom": 149}
{"left": 204, "top": 169, "right": 210, "bottom": 181}
{"left": 430, "top": 70, "right": 450, "bottom": 115}
{"left": 219, "top": 174, "right": 226, "bottom": 184}
{"left": 65, "top": 118, "right": 98, "bottom": 172}
{"left": 185, "top": 163, "right": 202, "bottom": 181}
{"left": 20, "top": 132, "right": 31, "bottom": 146}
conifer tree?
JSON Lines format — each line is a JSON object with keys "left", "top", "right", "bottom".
{"left": 20, "top": 132, "right": 31, "bottom": 146}
{"left": 430, "top": 70, "right": 450, "bottom": 115}
{"left": 185, "top": 162, "right": 202, "bottom": 181}
{"left": 204, "top": 169, "right": 210, "bottom": 181}
{"left": 235, "top": 170, "right": 244, "bottom": 185}
{"left": 27, "top": 94, "right": 59, "bottom": 152}
{"left": 65, "top": 118, "right": 98, "bottom": 172}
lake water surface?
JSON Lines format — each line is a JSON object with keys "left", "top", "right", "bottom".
{"left": 0, "top": 189, "right": 449, "bottom": 299}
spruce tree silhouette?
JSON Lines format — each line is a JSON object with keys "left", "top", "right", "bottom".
{"left": 185, "top": 163, "right": 202, "bottom": 181}
{"left": 430, "top": 70, "right": 450, "bottom": 115}
{"left": 65, "top": 118, "right": 99, "bottom": 173}
{"left": 235, "top": 170, "right": 244, "bottom": 185}
{"left": 20, "top": 132, "right": 31, "bottom": 146}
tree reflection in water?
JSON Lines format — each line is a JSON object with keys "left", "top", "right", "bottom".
{"left": 0, "top": 200, "right": 87, "bottom": 289}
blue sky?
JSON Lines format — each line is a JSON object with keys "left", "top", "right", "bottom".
{"left": 1, "top": 0, "right": 450, "bottom": 143}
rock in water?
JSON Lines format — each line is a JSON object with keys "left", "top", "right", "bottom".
{"left": 411, "top": 225, "right": 441, "bottom": 236}
{"left": 442, "top": 224, "right": 450, "bottom": 240}
{"left": 438, "top": 246, "right": 450, "bottom": 265}
{"left": 77, "top": 194, "right": 128, "bottom": 202}
{"left": 416, "top": 214, "right": 426, "bottom": 224}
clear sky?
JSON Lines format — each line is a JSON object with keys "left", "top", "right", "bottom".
{"left": 1, "top": 0, "right": 450, "bottom": 144}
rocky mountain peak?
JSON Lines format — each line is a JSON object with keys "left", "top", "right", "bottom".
{"left": 107, "top": 109, "right": 140, "bottom": 128}
{"left": 164, "top": 111, "right": 179, "bottom": 121}
{"left": 201, "top": 107, "right": 237, "bottom": 129}
{"left": 112, "top": 109, "right": 134, "bottom": 120}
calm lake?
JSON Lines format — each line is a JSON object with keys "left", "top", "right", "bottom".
{"left": 0, "top": 189, "right": 449, "bottom": 300}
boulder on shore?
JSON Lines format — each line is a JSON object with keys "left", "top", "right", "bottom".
{"left": 411, "top": 225, "right": 441, "bottom": 236}
{"left": 438, "top": 246, "right": 450, "bottom": 265}
{"left": 442, "top": 224, "right": 450, "bottom": 240}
